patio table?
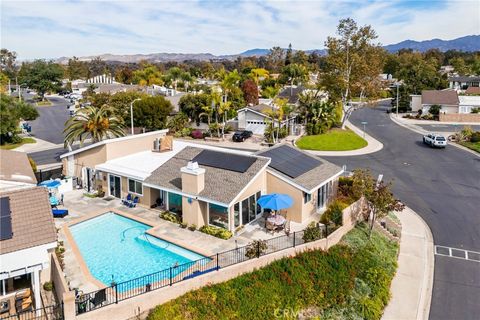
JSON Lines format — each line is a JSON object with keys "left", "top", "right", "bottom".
{"left": 49, "top": 196, "right": 59, "bottom": 207}
{"left": 267, "top": 214, "right": 286, "bottom": 226}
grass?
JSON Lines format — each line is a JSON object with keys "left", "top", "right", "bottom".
{"left": 0, "top": 137, "right": 36, "bottom": 150}
{"left": 147, "top": 223, "right": 398, "bottom": 320}
{"left": 296, "top": 128, "right": 368, "bottom": 151}
{"left": 459, "top": 141, "right": 480, "bottom": 153}
{"left": 36, "top": 99, "right": 52, "bottom": 106}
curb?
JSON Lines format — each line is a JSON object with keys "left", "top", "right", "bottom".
{"left": 293, "top": 120, "right": 384, "bottom": 157}
{"left": 389, "top": 114, "right": 480, "bottom": 158}
{"left": 411, "top": 207, "right": 435, "bottom": 320}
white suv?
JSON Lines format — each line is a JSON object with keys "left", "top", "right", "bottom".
{"left": 423, "top": 133, "right": 447, "bottom": 148}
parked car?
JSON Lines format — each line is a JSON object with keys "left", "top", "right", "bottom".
{"left": 423, "top": 133, "right": 447, "bottom": 148}
{"left": 232, "top": 130, "right": 253, "bottom": 142}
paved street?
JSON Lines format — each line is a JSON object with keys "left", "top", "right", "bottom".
{"left": 324, "top": 101, "right": 480, "bottom": 320}
{"left": 417, "top": 123, "right": 480, "bottom": 133}
{"left": 29, "top": 95, "right": 71, "bottom": 144}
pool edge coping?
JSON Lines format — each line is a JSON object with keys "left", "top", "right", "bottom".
{"left": 63, "top": 207, "right": 214, "bottom": 291}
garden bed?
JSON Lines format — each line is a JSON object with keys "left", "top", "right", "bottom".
{"left": 296, "top": 128, "right": 367, "bottom": 151}
{"left": 147, "top": 223, "right": 399, "bottom": 320}
{"left": 459, "top": 141, "right": 480, "bottom": 153}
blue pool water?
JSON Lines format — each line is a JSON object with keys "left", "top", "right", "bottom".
{"left": 70, "top": 212, "right": 207, "bottom": 287}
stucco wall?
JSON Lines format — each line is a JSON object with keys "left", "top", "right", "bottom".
{"left": 266, "top": 172, "right": 304, "bottom": 223}
{"left": 439, "top": 113, "right": 480, "bottom": 122}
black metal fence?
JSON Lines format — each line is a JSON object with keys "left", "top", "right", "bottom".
{"left": 0, "top": 303, "right": 63, "bottom": 320}
{"left": 76, "top": 226, "right": 332, "bottom": 315}
{"left": 35, "top": 166, "right": 63, "bottom": 183}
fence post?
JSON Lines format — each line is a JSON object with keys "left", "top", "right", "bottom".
{"left": 61, "top": 301, "right": 65, "bottom": 320}
{"left": 114, "top": 284, "right": 118, "bottom": 304}
{"left": 216, "top": 253, "right": 219, "bottom": 270}
{"left": 293, "top": 231, "right": 296, "bottom": 247}
{"left": 256, "top": 241, "right": 260, "bottom": 258}
{"left": 169, "top": 267, "right": 173, "bottom": 286}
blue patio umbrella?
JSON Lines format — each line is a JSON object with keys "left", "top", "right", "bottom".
{"left": 38, "top": 179, "right": 61, "bottom": 189}
{"left": 257, "top": 193, "right": 293, "bottom": 211}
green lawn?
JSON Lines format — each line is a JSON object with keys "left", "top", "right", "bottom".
{"left": 0, "top": 137, "right": 36, "bottom": 150}
{"left": 296, "top": 128, "right": 368, "bottom": 151}
{"left": 147, "top": 223, "right": 398, "bottom": 320}
{"left": 459, "top": 141, "right": 480, "bottom": 153}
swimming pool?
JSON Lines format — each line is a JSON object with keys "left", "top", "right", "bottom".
{"left": 70, "top": 212, "right": 207, "bottom": 287}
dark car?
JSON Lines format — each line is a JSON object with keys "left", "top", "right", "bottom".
{"left": 232, "top": 130, "right": 253, "bottom": 142}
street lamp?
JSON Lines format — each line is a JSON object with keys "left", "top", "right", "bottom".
{"left": 130, "top": 98, "right": 142, "bottom": 135}
{"left": 361, "top": 121, "right": 368, "bottom": 139}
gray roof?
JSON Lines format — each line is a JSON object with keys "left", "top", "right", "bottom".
{"left": 257, "top": 144, "right": 342, "bottom": 192}
{"left": 144, "top": 147, "right": 269, "bottom": 205}
{"left": 421, "top": 90, "right": 459, "bottom": 105}
{"left": 448, "top": 76, "right": 480, "bottom": 82}
{"left": 278, "top": 86, "right": 305, "bottom": 104}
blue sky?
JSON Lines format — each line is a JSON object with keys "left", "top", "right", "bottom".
{"left": 1, "top": 0, "right": 478, "bottom": 60}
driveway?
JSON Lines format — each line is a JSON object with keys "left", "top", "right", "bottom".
{"left": 323, "top": 101, "right": 480, "bottom": 320}
{"left": 28, "top": 95, "right": 70, "bottom": 144}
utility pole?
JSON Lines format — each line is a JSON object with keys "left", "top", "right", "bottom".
{"left": 396, "top": 83, "right": 399, "bottom": 117}
{"left": 130, "top": 98, "right": 142, "bottom": 135}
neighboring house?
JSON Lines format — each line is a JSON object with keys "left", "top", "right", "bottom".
{"left": 147, "top": 86, "right": 186, "bottom": 113}
{"left": 410, "top": 90, "right": 459, "bottom": 114}
{"left": 465, "top": 86, "right": 480, "bottom": 95}
{"left": 411, "top": 90, "right": 479, "bottom": 114}
{"left": 440, "top": 65, "right": 455, "bottom": 75}
{"left": 94, "top": 84, "right": 144, "bottom": 94}
{"left": 236, "top": 103, "right": 297, "bottom": 135}
{"left": 64, "top": 138, "right": 342, "bottom": 232}
{"left": 449, "top": 76, "right": 480, "bottom": 91}
{"left": 59, "top": 130, "right": 169, "bottom": 192}
{"left": 277, "top": 85, "right": 306, "bottom": 105}
{"left": 458, "top": 95, "right": 480, "bottom": 114}
{"left": 0, "top": 150, "right": 57, "bottom": 308}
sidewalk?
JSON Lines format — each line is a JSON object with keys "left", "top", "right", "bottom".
{"left": 299, "top": 120, "right": 384, "bottom": 156}
{"left": 14, "top": 135, "right": 60, "bottom": 153}
{"left": 382, "top": 206, "right": 434, "bottom": 320}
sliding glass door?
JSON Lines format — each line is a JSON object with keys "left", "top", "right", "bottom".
{"left": 237, "top": 192, "right": 262, "bottom": 226}
{"left": 109, "top": 175, "right": 121, "bottom": 198}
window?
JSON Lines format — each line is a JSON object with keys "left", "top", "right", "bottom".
{"left": 168, "top": 192, "right": 183, "bottom": 216}
{"left": 128, "top": 179, "right": 143, "bottom": 195}
{"left": 303, "top": 192, "right": 311, "bottom": 204}
{"left": 209, "top": 203, "right": 229, "bottom": 229}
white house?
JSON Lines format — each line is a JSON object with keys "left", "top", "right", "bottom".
{"left": 449, "top": 76, "right": 480, "bottom": 91}
{"left": 410, "top": 90, "right": 479, "bottom": 114}
{"left": 236, "top": 104, "right": 297, "bottom": 135}
{"left": 459, "top": 95, "right": 480, "bottom": 114}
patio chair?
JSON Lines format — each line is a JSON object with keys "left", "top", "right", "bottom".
{"left": 122, "top": 194, "right": 132, "bottom": 206}
{"left": 89, "top": 289, "right": 106, "bottom": 309}
{"left": 128, "top": 196, "right": 139, "bottom": 208}
{"left": 15, "top": 289, "right": 32, "bottom": 313}
{"left": 284, "top": 220, "right": 291, "bottom": 236}
{"left": 266, "top": 220, "right": 276, "bottom": 234}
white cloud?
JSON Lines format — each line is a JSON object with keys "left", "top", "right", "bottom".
{"left": 0, "top": 0, "right": 478, "bottom": 60}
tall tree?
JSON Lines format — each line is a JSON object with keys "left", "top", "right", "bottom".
{"left": 249, "top": 68, "right": 269, "bottom": 85}
{"left": 241, "top": 79, "right": 259, "bottom": 105}
{"left": 321, "top": 18, "right": 385, "bottom": 128}
{"left": 285, "top": 43, "right": 293, "bottom": 66}
{"left": 18, "top": 60, "right": 64, "bottom": 100}
{"left": 88, "top": 57, "right": 107, "bottom": 77}
{"left": 67, "top": 57, "right": 89, "bottom": 80}
{"left": 0, "top": 49, "right": 17, "bottom": 79}
{"left": 132, "top": 64, "right": 163, "bottom": 86}
{"left": 132, "top": 96, "right": 173, "bottom": 130}
{"left": 267, "top": 46, "right": 285, "bottom": 72}
{"left": 281, "top": 63, "right": 307, "bottom": 94}
{"left": 64, "top": 105, "right": 125, "bottom": 147}
{"left": 167, "top": 67, "right": 183, "bottom": 90}
{"left": 115, "top": 66, "right": 134, "bottom": 84}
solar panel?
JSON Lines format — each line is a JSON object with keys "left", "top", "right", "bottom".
{"left": 259, "top": 145, "right": 321, "bottom": 178}
{"left": 192, "top": 150, "right": 256, "bottom": 173}
{"left": 0, "top": 196, "right": 13, "bottom": 241}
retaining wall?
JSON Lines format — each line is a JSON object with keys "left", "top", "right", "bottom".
{"left": 439, "top": 113, "right": 480, "bottom": 122}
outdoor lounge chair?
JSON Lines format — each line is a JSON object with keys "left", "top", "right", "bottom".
{"left": 52, "top": 208, "right": 69, "bottom": 218}
{"left": 89, "top": 289, "right": 106, "bottom": 309}
{"left": 15, "top": 289, "right": 32, "bottom": 313}
{"left": 122, "top": 194, "right": 132, "bottom": 206}
{"left": 128, "top": 197, "right": 139, "bottom": 208}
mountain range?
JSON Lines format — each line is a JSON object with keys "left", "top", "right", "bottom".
{"left": 56, "top": 35, "right": 479, "bottom": 64}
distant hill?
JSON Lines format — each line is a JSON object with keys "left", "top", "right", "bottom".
{"left": 55, "top": 35, "right": 479, "bottom": 64}
{"left": 383, "top": 35, "right": 480, "bottom": 53}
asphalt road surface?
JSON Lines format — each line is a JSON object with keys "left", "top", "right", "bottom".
{"left": 28, "top": 95, "right": 71, "bottom": 144}
{"left": 324, "top": 101, "right": 480, "bottom": 320}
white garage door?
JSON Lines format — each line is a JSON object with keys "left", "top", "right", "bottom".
{"left": 246, "top": 123, "right": 266, "bottom": 135}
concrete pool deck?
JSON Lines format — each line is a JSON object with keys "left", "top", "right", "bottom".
{"left": 57, "top": 190, "right": 321, "bottom": 292}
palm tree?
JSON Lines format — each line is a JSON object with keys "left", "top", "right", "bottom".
{"left": 180, "top": 72, "right": 194, "bottom": 92}
{"left": 64, "top": 105, "right": 125, "bottom": 148}
{"left": 167, "top": 67, "right": 183, "bottom": 91}
{"left": 250, "top": 68, "right": 269, "bottom": 85}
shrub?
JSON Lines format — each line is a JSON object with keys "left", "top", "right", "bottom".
{"left": 471, "top": 107, "right": 479, "bottom": 114}
{"left": 199, "top": 225, "right": 233, "bottom": 239}
{"left": 461, "top": 126, "right": 473, "bottom": 139}
{"left": 245, "top": 240, "right": 268, "bottom": 259}
{"left": 321, "top": 200, "right": 349, "bottom": 226}
{"left": 179, "top": 222, "right": 187, "bottom": 228}
{"left": 428, "top": 104, "right": 442, "bottom": 116}
{"left": 43, "top": 281, "right": 53, "bottom": 291}
{"left": 160, "top": 211, "right": 180, "bottom": 223}
{"left": 470, "top": 131, "right": 480, "bottom": 143}
{"left": 302, "top": 222, "right": 322, "bottom": 242}
{"left": 191, "top": 129, "right": 203, "bottom": 139}
{"left": 188, "top": 224, "right": 197, "bottom": 231}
